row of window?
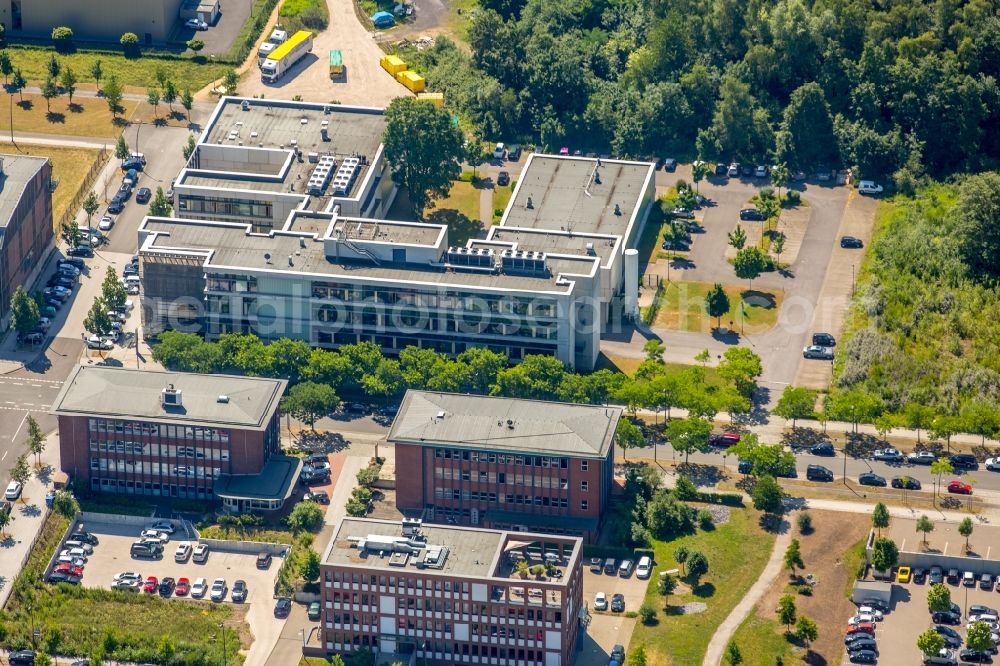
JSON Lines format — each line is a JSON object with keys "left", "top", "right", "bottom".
{"left": 178, "top": 195, "right": 273, "bottom": 220}
{"left": 432, "top": 488, "right": 575, "bottom": 509}
{"left": 91, "top": 477, "right": 213, "bottom": 498}
{"left": 435, "top": 450, "right": 581, "bottom": 469}
{"left": 434, "top": 468, "right": 569, "bottom": 489}
{"left": 88, "top": 419, "right": 231, "bottom": 443}
{"left": 206, "top": 274, "right": 259, "bottom": 294}
{"left": 313, "top": 307, "right": 560, "bottom": 340}
{"left": 88, "top": 441, "right": 231, "bottom": 461}
{"left": 309, "top": 284, "right": 557, "bottom": 317}
{"left": 324, "top": 634, "right": 551, "bottom": 663}
{"left": 90, "top": 457, "right": 222, "bottom": 479}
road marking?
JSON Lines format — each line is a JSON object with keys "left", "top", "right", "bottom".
{"left": 9, "top": 412, "right": 29, "bottom": 445}
{"left": 1, "top": 452, "right": 6, "bottom": 461}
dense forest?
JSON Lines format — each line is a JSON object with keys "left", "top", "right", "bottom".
{"left": 402, "top": 0, "right": 1000, "bottom": 183}
{"left": 835, "top": 172, "right": 1000, "bottom": 424}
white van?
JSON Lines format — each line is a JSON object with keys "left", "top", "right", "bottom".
{"left": 493, "top": 142, "right": 505, "bottom": 160}
{"left": 635, "top": 556, "right": 652, "bottom": 579}
{"left": 858, "top": 180, "right": 883, "bottom": 195}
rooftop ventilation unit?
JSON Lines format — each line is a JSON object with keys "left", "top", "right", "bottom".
{"left": 446, "top": 246, "right": 494, "bottom": 269}
{"left": 350, "top": 534, "right": 426, "bottom": 554}
{"left": 585, "top": 242, "right": 595, "bottom": 255}
{"left": 420, "top": 545, "right": 449, "bottom": 570}
{"left": 307, "top": 155, "right": 337, "bottom": 195}
{"left": 331, "top": 157, "right": 361, "bottom": 196}
{"left": 241, "top": 100, "right": 250, "bottom": 111}
{"left": 401, "top": 518, "right": 423, "bottom": 537}
{"left": 500, "top": 249, "right": 548, "bottom": 276}
{"left": 161, "top": 384, "right": 182, "bottom": 408}
{"left": 614, "top": 204, "right": 622, "bottom": 216}
{"left": 217, "top": 395, "right": 230, "bottom": 403}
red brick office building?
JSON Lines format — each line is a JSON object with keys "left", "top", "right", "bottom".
{"left": 53, "top": 366, "right": 299, "bottom": 512}
{"left": 390, "top": 391, "right": 621, "bottom": 543}
{"left": 314, "top": 517, "right": 584, "bottom": 666}
{"left": 0, "top": 155, "right": 53, "bottom": 322}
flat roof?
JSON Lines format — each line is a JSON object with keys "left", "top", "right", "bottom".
{"left": 214, "top": 454, "right": 301, "bottom": 501}
{"left": 0, "top": 155, "right": 48, "bottom": 227}
{"left": 330, "top": 217, "right": 443, "bottom": 246}
{"left": 139, "top": 217, "right": 598, "bottom": 294}
{"left": 482, "top": 227, "right": 619, "bottom": 267}
{"left": 52, "top": 366, "right": 286, "bottom": 430}
{"left": 387, "top": 390, "right": 622, "bottom": 458}
{"left": 501, "top": 155, "right": 653, "bottom": 238}
{"left": 204, "top": 97, "right": 384, "bottom": 161}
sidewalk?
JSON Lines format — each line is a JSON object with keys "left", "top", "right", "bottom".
{"left": 0, "top": 432, "right": 61, "bottom": 608}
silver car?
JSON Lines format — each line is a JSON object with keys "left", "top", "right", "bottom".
{"left": 802, "top": 345, "right": 834, "bottom": 360}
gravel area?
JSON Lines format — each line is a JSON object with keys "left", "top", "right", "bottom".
{"left": 678, "top": 602, "right": 707, "bottom": 614}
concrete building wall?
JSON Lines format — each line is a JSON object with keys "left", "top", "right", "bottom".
{"left": 0, "top": 159, "right": 53, "bottom": 321}
{"left": 2, "top": 0, "right": 183, "bottom": 43}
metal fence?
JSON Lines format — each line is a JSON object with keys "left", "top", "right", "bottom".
{"left": 54, "top": 147, "right": 109, "bottom": 237}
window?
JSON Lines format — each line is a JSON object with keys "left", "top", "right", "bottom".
{"left": 581, "top": 460, "right": 589, "bottom": 471}
{"left": 581, "top": 500, "right": 588, "bottom": 510}
{"left": 581, "top": 480, "right": 589, "bottom": 492}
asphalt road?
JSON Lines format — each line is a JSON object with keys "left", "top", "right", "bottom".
{"left": 0, "top": 373, "right": 64, "bottom": 483}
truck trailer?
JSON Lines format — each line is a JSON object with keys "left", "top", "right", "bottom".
{"left": 329, "top": 50, "right": 344, "bottom": 79}
{"left": 260, "top": 30, "right": 313, "bottom": 83}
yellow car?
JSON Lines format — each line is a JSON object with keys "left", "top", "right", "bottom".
{"left": 897, "top": 566, "right": 911, "bottom": 583}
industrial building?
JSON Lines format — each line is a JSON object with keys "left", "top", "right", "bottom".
{"left": 0, "top": 0, "right": 217, "bottom": 44}
{"left": 0, "top": 155, "right": 53, "bottom": 324}
{"left": 52, "top": 366, "right": 298, "bottom": 512}
{"left": 312, "top": 517, "right": 583, "bottom": 666}
{"left": 137, "top": 97, "right": 656, "bottom": 371}
{"left": 390, "top": 390, "right": 620, "bottom": 542}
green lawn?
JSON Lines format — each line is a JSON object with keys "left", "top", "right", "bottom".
{"left": 424, "top": 180, "right": 483, "bottom": 245}
{"left": 630, "top": 507, "right": 776, "bottom": 664}
{"left": 728, "top": 613, "right": 796, "bottom": 665}
{"left": 0, "top": 92, "right": 137, "bottom": 138}
{"left": 0, "top": 513, "right": 246, "bottom": 663}
{"left": 651, "top": 280, "right": 783, "bottom": 334}
{"left": 4, "top": 47, "right": 231, "bottom": 91}
{"left": 492, "top": 183, "right": 514, "bottom": 223}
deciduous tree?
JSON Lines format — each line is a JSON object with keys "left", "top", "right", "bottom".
{"left": 664, "top": 417, "right": 711, "bottom": 464}
{"left": 917, "top": 627, "right": 945, "bottom": 656}
{"left": 916, "top": 514, "right": 935, "bottom": 547}
{"left": 773, "top": 386, "right": 816, "bottom": 427}
{"left": 871, "top": 502, "right": 890, "bottom": 536}
{"left": 10, "top": 286, "right": 40, "bottom": 337}
{"left": 752, "top": 475, "right": 784, "bottom": 514}
{"left": 282, "top": 382, "right": 339, "bottom": 430}
{"left": 704, "top": 283, "right": 730, "bottom": 330}
{"left": 733, "top": 246, "right": 767, "bottom": 292}
{"left": 871, "top": 537, "right": 899, "bottom": 572}
{"left": 776, "top": 594, "right": 796, "bottom": 631}
{"left": 927, "top": 583, "right": 951, "bottom": 613}
{"left": 783, "top": 538, "right": 804, "bottom": 575}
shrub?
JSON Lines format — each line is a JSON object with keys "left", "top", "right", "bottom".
{"left": 797, "top": 512, "right": 813, "bottom": 534}
{"left": 698, "top": 509, "right": 714, "bottom": 530}
{"left": 638, "top": 603, "right": 656, "bottom": 624}
{"left": 120, "top": 32, "right": 140, "bottom": 57}
{"left": 646, "top": 491, "right": 695, "bottom": 539}
{"left": 186, "top": 39, "right": 205, "bottom": 53}
{"left": 673, "top": 474, "right": 698, "bottom": 500}
{"left": 51, "top": 27, "right": 74, "bottom": 51}
{"left": 784, "top": 190, "right": 801, "bottom": 205}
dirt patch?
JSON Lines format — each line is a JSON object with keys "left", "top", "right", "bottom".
{"left": 750, "top": 509, "right": 868, "bottom": 663}
{"left": 677, "top": 602, "right": 707, "bottom": 615}
{"left": 705, "top": 505, "right": 732, "bottom": 525}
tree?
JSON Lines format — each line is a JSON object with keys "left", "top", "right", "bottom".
{"left": 62, "top": 220, "right": 83, "bottom": 247}
{"left": 82, "top": 191, "right": 99, "bottom": 230}
{"left": 287, "top": 501, "right": 324, "bottom": 532}
{"left": 120, "top": 32, "right": 139, "bottom": 55}
{"left": 356, "top": 464, "right": 380, "bottom": 488}
{"left": 11, "top": 68, "right": 25, "bottom": 102}
{"left": 930, "top": 415, "right": 961, "bottom": 453}
{"left": 643, "top": 338, "right": 665, "bottom": 362}
{"left": 727, "top": 225, "right": 747, "bottom": 250}
{"left": 771, "top": 233, "right": 785, "bottom": 264}
{"left": 771, "top": 163, "right": 790, "bottom": 201}
{"left": 696, "top": 75, "right": 773, "bottom": 163}
{"left": 704, "top": 283, "right": 730, "bottom": 330}
{"left": 657, "top": 571, "right": 677, "bottom": 600}
{"left": 776, "top": 594, "right": 796, "bottom": 631}
{"left": 775, "top": 82, "right": 839, "bottom": 172}
{"left": 773, "top": 386, "right": 816, "bottom": 427}
{"left": 959, "top": 517, "right": 974, "bottom": 551}
{"left": 917, "top": 627, "right": 945, "bottom": 656}
{"left": 465, "top": 142, "right": 488, "bottom": 179}
{"left": 0, "top": 506, "right": 13, "bottom": 537}
{"left": 103, "top": 75, "right": 123, "bottom": 118}
{"left": 825, "top": 390, "right": 883, "bottom": 433}
{"left": 10, "top": 286, "right": 40, "bottom": 337}
{"left": 282, "top": 381, "right": 339, "bottom": 430}
{"left": 795, "top": 616, "right": 818, "bottom": 646}
{"left": 626, "top": 644, "right": 647, "bottom": 666}
{"left": 725, "top": 642, "right": 743, "bottom": 666}
{"left": 0, "top": 52, "right": 12, "bottom": 86}
{"left": 673, "top": 545, "right": 689, "bottom": 575}
{"left": 871, "top": 502, "right": 890, "bottom": 536}
{"left": 784, "top": 539, "right": 804, "bottom": 575}
{"left": 383, "top": 97, "right": 465, "bottom": 216}
{"left": 955, "top": 172, "right": 1000, "bottom": 277}
{"left": 90, "top": 60, "right": 103, "bottom": 91}
{"left": 61, "top": 66, "right": 77, "bottom": 104}
{"left": 614, "top": 418, "right": 645, "bottom": 460}
{"left": 916, "top": 514, "right": 935, "bottom": 547}
{"left": 10, "top": 454, "right": 29, "bottom": 502}
{"left": 301, "top": 549, "right": 321, "bottom": 583}
{"left": 52, "top": 490, "right": 78, "bottom": 519}
{"left": 102, "top": 266, "right": 127, "bottom": 312}
{"left": 752, "top": 475, "right": 784, "bottom": 514}
{"left": 927, "top": 583, "right": 952, "bottom": 613}
{"left": 222, "top": 69, "right": 239, "bottom": 95}
{"left": 871, "top": 537, "right": 899, "bottom": 573}
{"left": 149, "top": 187, "right": 172, "bottom": 217}
{"left": 796, "top": 512, "right": 812, "bottom": 534}
{"left": 647, "top": 491, "right": 694, "bottom": 539}
{"left": 637, "top": 604, "right": 656, "bottom": 625}
{"left": 146, "top": 87, "right": 160, "bottom": 118}
{"left": 181, "top": 88, "right": 194, "bottom": 117}
{"left": 83, "top": 297, "right": 113, "bottom": 337}
{"left": 163, "top": 80, "right": 177, "bottom": 113}
{"left": 930, "top": 459, "right": 954, "bottom": 497}
{"left": 47, "top": 53, "right": 60, "bottom": 79}
{"left": 904, "top": 403, "right": 935, "bottom": 443}
{"left": 692, "top": 161, "right": 710, "bottom": 193}
{"left": 967, "top": 620, "right": 994, "bottom": 652}
{"left": 40, "top": 76, "right": 58, "bottom": 113}
{"left": 733, "top": 246, "right": 767, "bottom": 292}
{"left": 718, "top": 347, "right": 763, "bottom": 398}
{"left": 26, "top": 415, "right": 45, "bottom": 466}
{"left": 665, "top": 417, "right": 711, "bottom": 464}
{"left": 114, "top": 135, "right": 129, "bottom": 164}
{"left": 686, "top": 551, "right": 708, "bottom": 583}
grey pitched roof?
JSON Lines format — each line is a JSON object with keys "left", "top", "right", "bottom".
{"left": 52, "top": 366, "right": 286, "bottom": 430}
{"left": 388, "top": 390, "right": 621, "bottom": 459}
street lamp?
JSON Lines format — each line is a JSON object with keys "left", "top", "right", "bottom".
{"left": 220, "top": 622, "right": 227, "bottom": 666}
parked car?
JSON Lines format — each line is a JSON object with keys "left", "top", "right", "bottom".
{"left": 982, "top": 573, "right": 995, "bottom": 590}
{"left": 958, "top": 650, "right": 992, "bottom": 663}
{"left": 594, "top": 592, "right": 608, "bottom": 611}
{"left": 589, "top": 557, "right": 603, "bottom": 573}
{"left": 874, "top": 447, "right": 903, "bottom": 462}
{"left": 618, "top": 560, "right": 634, "bottom": 577}
{"left": 948, "top": 480, "right": 973, "bottom": 495}
{"left": 185, "top": 18, "right": 208, "bottom": 30}
{"left": 257, "top": 552, "right": 273, "bottom": 569}
{"left": 739, "top": 208, "right": 766, "bottom": 221}
{"left": 496, "top": 171, "right": 510, "bottom": 187}
{"left": 950, "top": 454, "right": 978, "bottom": 470}
{"left": 947, "top": 569, "right": 961, "bottom": 585}
{"left": 897, "top": 566, "right": 911, "bottom": 583}
{"left": 610, "top": 593, "right": 625, "bottom": 613}
{"left": 841, "top": 236, "right": 864, "bottom": 248}
{"left": 849, "top": 650, "right": 877, "bottom": 664}
{"left": 811, "top": 332, "right": 836, "bottom": 347}
{"left": 661, "top": 239, "right": 690, "bottom": 251}
{"left": 935, "top": 625, "right": 963, "bottom": 648}
{"left": 5, "top": 481, "right": 22, "bottom": 500}
{"left": 635, "top": 556, "right": 652, "bottom": 579}
{"left": 986, "top": 457, "right": 1000, "bottom": 471}
{"left": 304, "top": 491, "right": 330, "bottom": 504}
{"left": 663, "top": 158, "right": 677, "bottom": 172}
{"left": 506, "top": 145, "right": 521, "bottom": 161}
{"left": 806, "top": 464, "right": 833, "bottom": 482}
{"left": 143, "top": 576, "right": 158, "bottom": 593}
{"left": 274, "top": 596, "right": 292, "bottom": 617}
{"left": 9, "top": 651, "right": 36, "bottom": 665}
{"left": 191, "top": 577, "right": 207, "bottom": 598}
{"left": 964, "top": 571, "right": 978, "bottom": 587}
{"left": 140, "top": 530, "right": 169, "bottom": 544}
{"left": 175, "top": 542, "right": 192, "bottom": 562}
{"left": 754, "top": 165, "right": 768, "bottom": 178}
{"left": 930, "top": 566, "right": 944, "bottom": 584}
{"left": 845, "top": 636, "right": 877, "bottom": 651}
{"left": 136, "top": 187, "right": 152, "bottom": 204}
{"left": 121, "top": 158, "right": 144, "bottom": 172}
{"left": 670, "top": 208, "right": 695, "bottom": 219}
{"left": 107, "top": 199, "right": 124, "bottom": 215}
{"left": 727, "top": 163, "right": 740, "bottom": 177}
{"left": 933, "top": 611, "right": 962, "bottom": 625}
{"left": 308, "top": 601, "right": 321, "bottom": 620}
{"left": 859, "top": 472, "right": 887, "bottom": 487}
{"left": 910, "top": 451, "right": 938, "bottom": 465}
{"left": 810, "top": 442, "right": 835, "bottom": 456}
{"left": 232, "top": 579, "right": 248, "bottom": 603}
{"left": 158, "top": 577, "right": 176, "bottom": 596}
{"left": 175, "top": 577, "right": 190, "bottom": 596}
{"left": 146, "top": 520, "right": 176, "bottom": 534}
{"left": 710, "top": 432, "right": 741, "bottom": 447}
{"left": 803, "top": 345, "right": 834, "bottom": 360}
{"left": 68, "top": 245, "right": 93, "bottom": 257}
{"left": 892, "top": 476, "right": 921, "bottom": 490}
{"left": 193, "top": 543, "right": 210, "bottom": 563}
{"left": 858, "top": 180, "right": 884, "bottom": 195}
{"left": 845, "top": 632, "right": 877, "bottom": 646}
{"left": 210, "top": 578, "right": 227, "bottom": 601}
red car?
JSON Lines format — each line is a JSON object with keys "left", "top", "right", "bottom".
{"left": 53, "top": 563, "right": 83, "bottom": 577}
{"left": 846, "top": 623, "right": 875, "bottom": 636}
{"left": 175, "top": 577, "right": 190, "bottom": 596}
{"left": 948, "top": 480, "right": 973, "bottom": 494}
{"left": 143, "top": 576, "right": 158, "bottom": 593}
{"left": 711, "top": 432, "right": 741, "bottom": 447}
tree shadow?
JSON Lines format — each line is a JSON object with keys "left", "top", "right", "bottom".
{"left": 425, "top": 209, "right": 481, "bottom": 245}
{"left": 169, "top": 110, "right": 187, "bottom": 122}
{"left": 803, "top": 651, "right": 827, "bottom": 666}
{"left": 68, "top": 102, "right": 84, "bottom": 113}
{"left": 0, "top": 537, "right": 13, "bottom": 549}
{"left": 677, "top": 463, "right": 724, "bottom": 486}
{"left": 46, "top": 112, "right": 66, "bottom": 124}
{"left": 759, "top": 514, "right": 790, "bottom": 533}
{"left": 690, "top": 581, "right": 715, "bottom": 598}
{"left": 19, "top": 503, "right": 41, "bottom": 517}
{"left": 17, "top": 99, "right": 32, "bottom": 110}
{"left": 740, "top": 289, "right": 777, "bottom": 309}
{"left": 112, "top": 116, "right": 128, "bottom": 127}
{"left": 710, "top": 328, "right": 740, "bottom": 344}
{"left": 152, "top": 117, "right": 168, "bottom": 127}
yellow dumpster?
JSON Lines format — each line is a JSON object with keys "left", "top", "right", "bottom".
{"left": 396, "top": 70, "right": 425, "bottom": 92}
{"left": 416, "top": 92, "right": 444, "bottom": 107}
{"left": 380, "top": 55, "right": 407, "bottom": 75}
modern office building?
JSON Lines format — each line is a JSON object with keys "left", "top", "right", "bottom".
{"left": 0, "top": 0, "right": 194, "bottom": 44}
{"left": 137, "top": 97, "right": 656, "bottom": 371}
{"left": 0, "top": 155, "right": 53, "bottom": 324}
{"left": 313, "top": 517, "right": 583, "bottom": 666}
{"left": 52, "top": 366, "right": 298, "bottom": 512}
{"left": 389, "top": 391, "right": 620, "bottom": 542}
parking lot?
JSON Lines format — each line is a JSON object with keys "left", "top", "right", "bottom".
{"left": 577, "top": 558, "right": 650, "bottom": 666}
